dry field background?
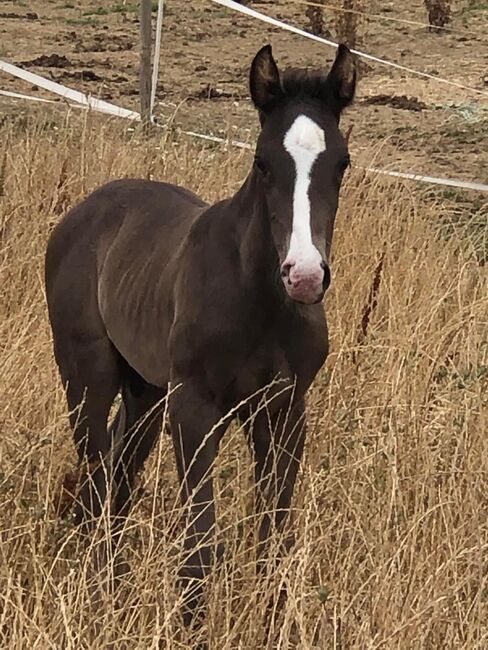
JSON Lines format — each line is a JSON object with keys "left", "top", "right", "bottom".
{"left": 0, "top": 108, "right": 487, "bottom": 649}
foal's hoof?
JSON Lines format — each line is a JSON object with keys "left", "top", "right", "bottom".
{"left": 282, "top": 531, "right": 296, "bottom": 554}
{"left": 113, "top": 556, "right": 131, "bottom": 579}
{"left": 181, "top": 591, "right": 206, "bottom": 630}
{"left": 257, "top": 531, "right": 296, "bottom": 570}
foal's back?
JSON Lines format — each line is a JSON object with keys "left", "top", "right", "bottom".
{"left": 45, "top": 179, "right": 207, "bottom": 386}
{"left": 46, "top": 179, "right": 206, "bottom": 279}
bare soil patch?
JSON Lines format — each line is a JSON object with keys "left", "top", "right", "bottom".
{"left": 362, "top": 94, "right": 428, "bottom": 111}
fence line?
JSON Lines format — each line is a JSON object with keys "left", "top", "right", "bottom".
{"left": 0, "top": 59, "right": 140, "bottom": 120}
{"left": 360, "top": 166, "right": 488, "bottom": 193}
{"left": 1, "top": 83, "right": 487, "bottom": 194}
{"left": 1, "top": 2, "right": 487, "bottom": 194}
{"left": 175, "top": 129, "right": 488, "bottom": 193}
{"left": 210, "top": 0, "right": 488, "bottom": 99}
{"left": 0, "top": 89, "right": 61, "bottom": 105}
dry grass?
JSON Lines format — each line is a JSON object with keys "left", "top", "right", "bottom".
{"left": 0, "top": 110, "right": 487, "bottom": 649}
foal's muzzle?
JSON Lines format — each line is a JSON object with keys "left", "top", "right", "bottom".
{"left": 281, "top": 259, "right": 331, "bottom": 304}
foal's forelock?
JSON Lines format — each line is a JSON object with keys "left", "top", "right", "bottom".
{"left": 283, "top": 114, "right": 325, "bottom": 268}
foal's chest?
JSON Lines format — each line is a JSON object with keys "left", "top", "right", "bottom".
{"left": 220, "top": 310, "right": 329, "bottom": 411}
{"left": 230, "top": 339, "right": 291, "bottom": 403}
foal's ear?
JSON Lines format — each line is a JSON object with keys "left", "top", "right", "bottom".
{"left": 325, "top": 44, "right": 357, "bottom": 118}
{"left": 250, "top": 44, "right": 283, "bottom": 117}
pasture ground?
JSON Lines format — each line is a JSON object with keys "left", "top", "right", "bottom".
{"left": 0, "top": 1, "right": 487, "bottom": 648}
{"left": 0, "top": 111, "right": 486, "bottom": 648}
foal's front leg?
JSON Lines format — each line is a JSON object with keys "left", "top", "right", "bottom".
{"left": 248, "top": 398, "right": 307, "bottom": 559}
{"left": 169, "top": 381, "right": 225, "bottom": 627}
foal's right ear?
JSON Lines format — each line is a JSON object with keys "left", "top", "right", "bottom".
{"left": 250, "top": 45, "right": 283, "bottom": 118}
{"left": 325, "top": 44, "right": 357, "bottom": 118}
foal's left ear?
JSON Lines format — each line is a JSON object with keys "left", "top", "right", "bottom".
{"left": 250, "top": 44, "right": 283, "bottom": 118}
{"left": 325, "top": 44, "right": 357, "bottom": 118}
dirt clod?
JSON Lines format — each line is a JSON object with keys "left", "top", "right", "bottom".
{"left": 21, "top": 54, "right": 72, "bottom": 68}
{"left": 0, "top": 11, "right": 38, "bottom": 20}
{"left": 363, "top": 94, "right": 428, "bottom": 112}
{"left": 61, "top": 70, "right": 104, "bottom": 82}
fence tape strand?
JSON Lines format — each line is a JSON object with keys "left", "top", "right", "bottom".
{"left": 0, "top": 59, "right": 140, "bottom": 120}
{"left": 211, "top": 0, "right": 488, "bottom": 99}
{"left": 289, "top": 0, "right": 488, "bottom": 40}
{"left": 178, "top": 128, "right": 488, "bottom": 193}
{"left": 2, "top": 84, "right": 487, "bottom": 193}
{"left": 150, "top": 0, "right": 165, "bottom": 118}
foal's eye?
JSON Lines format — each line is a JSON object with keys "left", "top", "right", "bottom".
{"left": 255, "top": 156, "right": 269, "bottom": 178}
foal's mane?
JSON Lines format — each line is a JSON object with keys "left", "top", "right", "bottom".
{"left": 278, "top": 68, "right": 349, "bottom": 115}
{"left": 281, "top": 69, "right": 329, "bottom": 101}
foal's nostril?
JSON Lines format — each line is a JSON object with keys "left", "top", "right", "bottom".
{"left": 281, "top": 262, "right": 294, "bottom": 279}
{"left": 321, "top": 261, "right": 331, "bottom": 291}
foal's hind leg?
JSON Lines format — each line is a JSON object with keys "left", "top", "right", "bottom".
{"left": 111, "top": 369, "right": 166, "bottom": 527}
{"left": 56, "top": 335, "right": 121, "bottom": 527}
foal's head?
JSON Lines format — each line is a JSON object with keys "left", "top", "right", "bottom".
{"left": 250, "top": 44, "right": 357, "bottom": 304}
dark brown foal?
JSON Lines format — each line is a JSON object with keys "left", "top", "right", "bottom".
{"left": 45, "top": 43, "right": 357, "bottom": 632}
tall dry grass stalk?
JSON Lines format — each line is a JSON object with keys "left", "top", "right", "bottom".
{"left": 424, "top": 0, "right": 452, "bottom": 29}
{"left": 306, "top": 0, "right": 328, "bottom": 37}
{"left": 304, "top": 1, "right": 366, "bottom": 46}
{"left": 335, "top": 0, "right": 366, "bottom": 48}
{"left": 0, "top": 110, "right": 487, "bottom": 648}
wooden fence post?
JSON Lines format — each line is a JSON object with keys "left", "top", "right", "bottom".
{"left": 139, "top": 0, "right": 153, "bottom": 130}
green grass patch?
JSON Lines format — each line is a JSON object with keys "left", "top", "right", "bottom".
{"left": 109, "top": 3, "right": 139, "bottom": 14}
{"left": 83, "top": 6, "right": 110, "bottom": 16}
{"left": 464, "top": 2, "right": 488, "bottom": 10}
{"left": 83, "top": 2, "right": 161, "bottom": 16}
{"left": 65, "top": 16, "right": 99, "bottom": 26}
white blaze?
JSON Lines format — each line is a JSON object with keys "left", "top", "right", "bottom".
{"left": 283, "top": 114, "right": 325, "bottom": 271}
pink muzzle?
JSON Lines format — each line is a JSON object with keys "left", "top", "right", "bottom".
{"left": 281, "top": 259, "right": 330, "bottom": 304}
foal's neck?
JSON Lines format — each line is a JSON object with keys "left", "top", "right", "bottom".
{"left": 229, "top": 170, "right": 281, "bottom": 297}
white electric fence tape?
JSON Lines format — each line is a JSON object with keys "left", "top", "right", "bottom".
{"left": 1, "top": 84, "right": 487, "bottom": 193}
{"left": 150, "top": 0, "right": 165, "bottom": 118}
{"left": 0, "top": 89, "right": 58, "bottom": 104}
{"left": 363, "top": 166, "right": 488, "bottom": 193}
{"left": 211, "top": 0, "right": 488, "bottom": 99}
{"left": 0, "top": 59, "right": 140, "bottom": 120}
{"left": 0, "top": 88, "right": 94, "bottom": 111}
{"left": 176, "top": 130, "right": 488, "bottom": 193}
{"left": 288, "top": 0, "right": 487, "bottom": 39}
